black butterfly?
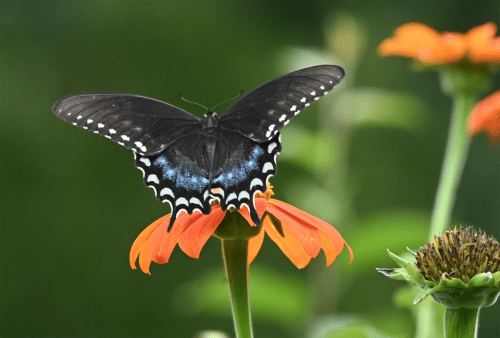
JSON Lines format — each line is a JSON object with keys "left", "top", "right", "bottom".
{"left": 52, "top": 65, "right": 345, "bottom": 230}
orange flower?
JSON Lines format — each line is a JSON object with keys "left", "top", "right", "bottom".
{"left": 130, "top": 185, "right": 353, "bottom": 273}
{"left": 468, "top": 90, "right": 500, "bottom": 142}
{"left": 378, "top": 22, "right": 500, "bottom": 64}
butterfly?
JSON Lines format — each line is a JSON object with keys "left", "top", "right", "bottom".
{"left": 52, "top": 65, "right": 345, "bottom": 230}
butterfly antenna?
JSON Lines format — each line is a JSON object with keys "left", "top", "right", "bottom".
{"left": 211, "top": 90, "right": 243, "bottom": 111}
{"left": 179, "top": 93, "right": 208, "bottom": 111}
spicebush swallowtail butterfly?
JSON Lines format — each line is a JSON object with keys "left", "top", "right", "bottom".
{"left": 52, "top": 65, "right": 345, "bottom": 230}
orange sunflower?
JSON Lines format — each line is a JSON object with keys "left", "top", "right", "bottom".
{"left": 378, "top": 22, "right": 500, "bottom": 64}
{"left": 130, "top": 185, "right": 353, "bottom": 273}
{"left": 468, "top": 90, "right": 500, "bottom": 142}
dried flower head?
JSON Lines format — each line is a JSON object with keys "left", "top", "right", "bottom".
{"left": 415, "top": 226, "right": 500, "bottom": 283}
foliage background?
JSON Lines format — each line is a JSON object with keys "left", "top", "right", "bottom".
{"left": 1, "top": 1, "right": 499, "bottom": 337}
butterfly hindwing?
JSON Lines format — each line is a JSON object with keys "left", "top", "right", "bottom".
{"left": 134, "top": 133, "right": 213, "bottom": 228}
{"left": 218, "top": 65, "right": 344, "bottom": 142}
{"left": 52, "top": 93, "right": 201, "bottom": 156}
{"left": 210, "top": 130, "right": 282, "bottom": 226}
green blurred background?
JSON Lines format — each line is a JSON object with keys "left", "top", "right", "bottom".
{"left": 1, "top": 1, "right": 499, "bottom": 337}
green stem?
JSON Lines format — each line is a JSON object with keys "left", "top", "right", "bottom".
{"left": 444, "top": 308, "right": 479, "bottom": 338}
{"left": 428, "top": 93, "right": 476, "bottom": 240}
{"left": 416, "top": 93, "right": 477, "bottom": 338}
{"left": 222, "top": 238, "right": 253, "bottom": 338}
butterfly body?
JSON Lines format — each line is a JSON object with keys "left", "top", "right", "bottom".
{"left": 53, "top": 65, "right": 345, "bottom": 230}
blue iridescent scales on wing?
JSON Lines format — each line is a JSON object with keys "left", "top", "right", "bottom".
{"left": 52, "top": 65, "right": 345, "bottom": 231}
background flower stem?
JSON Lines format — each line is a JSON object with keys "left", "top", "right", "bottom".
{"left": 444, "top": 308, "right": 479, "bottom": 338}
{"left": 416, "top": 92, "right": 476, "bottom": 338}
{"left": 428, "top": 92, "right": 476, "bottom": 240}
{"left": 222, "top": 238, "right": 253, "bottom": 338}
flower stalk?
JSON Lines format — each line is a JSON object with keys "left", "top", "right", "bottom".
{"left": 428, "top": 90, "right": 476, "bottom": 240}
{"left": 222, "top": 238, "right": 253, "bottom": 338}
{"left": 444, "top": 307, "right": 479, "bottom": 338}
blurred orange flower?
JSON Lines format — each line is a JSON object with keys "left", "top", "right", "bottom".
{"left": 130, "top": 185, "right": 353, "bottom": 273}
{"left": 468, "top": 90, "right": 500, "bottom": 142}
{"left": 378, "top": 22, "right": 500, "bottom": 64}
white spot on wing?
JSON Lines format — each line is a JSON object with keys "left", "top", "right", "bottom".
{"left": 121, "top": 135, "right": 130, "bottom": 141}
{"left": 203, "top": 190, "right": 209, "bottom": 201}
{"left": 300, "top": 97, "right": 306, "bottom": 103}
{"left": 176, "top": 198, "right": 188, "bottom": 206}
{"left": 98, "top": 123, "right": 104, "bottom": 128}
{"left": 189, "top": 197, "right": 203, "bottom": 207}
{"left": 262, "top": 162, "right": 273, "bottom": 173}
{"left": 109, "top": 129, "right": 116, "bottom": 134}
{"left": 140, "top": 146, "right": 147, "bottom": 152}
{"left": 238, "top": 191, "right": 250, "bottom": 200}
{"left": 265, "top": 130, "right": 271, "bottom": 138}
{"left": 135, "top": 141, "right": 143, "bottom": 147}
{"left": 250, "top": 178, "right": 263, "bottom": 190}
{"left": 77, "top": 115, "right": 82, "bottom": 120}
{"left": 87, "top": 119, "right": 93, "bottom": 124}
{"left": 305, "top": 103, "right": 310, "bottom": 107}
{"left": 140, "top": 158, "right": 151, "bottom": 166}
{"left": 268, "top": 142, "right": 277, "bottom": 153}
{"left": 294, "top": 110, "right": 301, "bottom": 116}
{"left": 320, "top": 86, "right": 325, "bottom": 90}
{"left": 290, "top": 105, "right": 297, "bottom": 112}
{"left": 279, "top": 114, "right": 287, "bottom": 122}
{"left": 310, "top": 91, "right": 316, "bottom": 96}
{"left": 161, "top": 188, "right": 174, "bottom": 198}
{"left": 147, "top": 174, "right": 159, "bottom": 184}
{"left": 268, "top": 124, "right": 275, "bottom": 131}
{"left": 314, "top": 97, "right": 319, "bottom": 101}
{"left": 226, "top": 192, "right": 237, "bottom": 202}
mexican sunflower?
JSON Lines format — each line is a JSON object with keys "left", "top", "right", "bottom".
{"left": 130, "top": 185, "right": 353, "bottom": 274}
{"left": 378, "top": 22, "right": 500, "bottom": 64}
{"left": 468, "top": 90, "right": 500, "bottom": 142}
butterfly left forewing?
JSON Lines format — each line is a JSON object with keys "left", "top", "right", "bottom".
{"left": 53, "top": 93, "right": 201, "bottom": 156}
{"left": 218, "top": 65, "right": 344, "bottom": 142}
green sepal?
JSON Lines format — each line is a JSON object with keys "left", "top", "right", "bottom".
{"left": 428, "top": 272, "right": 500, "bottom": 309}
{"left": 385, "top": 250, "right": 427, "bottom": 287}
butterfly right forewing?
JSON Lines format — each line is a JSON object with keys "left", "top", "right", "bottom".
{"left": 218, "top": 65, "right": 345, "bottom": 143}
{"left": 52, "top": 93, "right": 201, "bottom": 156}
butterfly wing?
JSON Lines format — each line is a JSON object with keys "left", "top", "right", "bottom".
{"left": 134, "top": 133, "right": 214, "bottom": 229}
{"left": 218, "top": 65, "right": 344, "bottom": 142}
{"left": 52, "top": 93, "right": 201, "bottom": 156}
{"left": 209, "top": 129, "right": 282, "bottom": 226}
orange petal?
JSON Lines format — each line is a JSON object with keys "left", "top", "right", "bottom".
{"left": 130, "top": 214, "right": 169, "bottom": 273}
{"left": 262, "top": 216, "right": 312, "bottom": 268}
{"left": 429, "top": 33, "right": 467, "bottom": 63}
{"left": 148, "top": 211, "right": 202, "bottom": 264}
{"left": 178, "top": 206, "right": 225, "bottom": 259}
{"left": 378, "top": 22, "right": 441, "bottom": 60}
{"left": 248, "top": 225, "right": 265, "bottom": 265}
{"left": 266, "top": 203, "right": 321, "bottom": 258}
{"left": 466, "top": 23, "right": 500, "bottom": 62}
{"left": 271, "top": 200, "right": 353, "bottom": 265}
{"left": 468, "top": 91, "right": 500, "bottom": 142}
{"left": 237, "top": 198, "right": 268, "bottom": 226}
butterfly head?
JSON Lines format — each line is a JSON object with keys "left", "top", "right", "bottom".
{"left": 202, "top": 111, "right": 220, "bottom": 128}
